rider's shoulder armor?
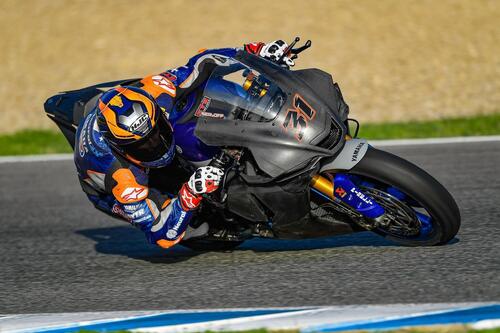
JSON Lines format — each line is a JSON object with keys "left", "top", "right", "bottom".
{"left": 135, "top": 74, "right": 176, "bottom": 118}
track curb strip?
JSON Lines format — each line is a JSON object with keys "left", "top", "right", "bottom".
{"left": 1, "top": 303, "right": 499, "bottom": 333}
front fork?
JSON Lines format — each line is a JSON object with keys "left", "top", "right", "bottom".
{"left": 310, "top": 173, "right": 385, "bottom": 219}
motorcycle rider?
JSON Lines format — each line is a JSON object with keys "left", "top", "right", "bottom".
{"left": 74, "top": 40, "right": 295, "bottom": 249}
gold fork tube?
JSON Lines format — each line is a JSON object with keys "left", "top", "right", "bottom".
{"left": 310, "top": 174, "right": 334, "bottom": 200}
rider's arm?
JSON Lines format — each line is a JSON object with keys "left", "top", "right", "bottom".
{"left": 166, "top": 47, "right": 239, "bottom": 99}
{"left": 133, "top": 40, "right": 293, "bottom": 106}
{"left": 108, "top": 165, "right": 223, "bottom": 249}
{"left": 163, "top": 41, "right": 292, "bottom": 99}
{"left": 133, "top": 47, "right": 241, "bottom": 108}
{"left": 107, "top": 166, "right": 194, "bottom": 249}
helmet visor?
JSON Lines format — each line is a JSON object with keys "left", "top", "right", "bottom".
{"left": 122, "top": 114, "right": 173, "bottom": 162}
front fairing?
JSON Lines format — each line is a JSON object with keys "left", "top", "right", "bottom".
{"left": 194, "top": 51, "right": 347, "bottom": 178}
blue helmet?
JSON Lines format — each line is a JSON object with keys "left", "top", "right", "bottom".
{"left": 96, "top": 86, "right": 175, "bottom": 168}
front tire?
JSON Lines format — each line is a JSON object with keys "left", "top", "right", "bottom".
{"left": 347, "top": 146, "right": 460, "bottom": 246}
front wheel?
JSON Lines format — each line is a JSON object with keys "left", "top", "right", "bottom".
{"left": 338, "top": 146, "right": 460, "bottom": 246}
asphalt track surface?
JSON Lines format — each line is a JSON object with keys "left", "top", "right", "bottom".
{"left": 0, "top": 141, "right": 499, "bottom": 314}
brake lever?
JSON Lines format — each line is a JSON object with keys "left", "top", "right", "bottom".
{"left": 291, "top": 39, "right": 312, "bottom": 55}
{"left": 278, "top": 36, "right": 300, "bottom": 64}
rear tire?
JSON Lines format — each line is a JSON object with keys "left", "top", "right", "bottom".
{"left": 346, "top": 146, "right": 460, "bottom": 246}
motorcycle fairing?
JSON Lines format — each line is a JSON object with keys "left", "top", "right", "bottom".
{"left": 44, "top": 78, "right": 140, "bottom": 148}
{"left": 293, "top": 68, "right": 350, "bottom": 124}
{"left": 320, "top": 139, "right": 369, "bottom": 172}
{"left": 226, "top": 169, "right": 312, "bottom": 229}
{"left": 194, "top": 51, "right": 347, "bottom": 178}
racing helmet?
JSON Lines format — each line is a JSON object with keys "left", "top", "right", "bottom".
{"left": 96, "top": 86, "right": 175, "bottom": 168}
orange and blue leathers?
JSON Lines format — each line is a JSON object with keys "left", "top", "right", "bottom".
{"left": 75, "top": 109, "right": 190, "bottom": 248}
{"left": 74, "top": 46, "right": 254, "bottom": 248}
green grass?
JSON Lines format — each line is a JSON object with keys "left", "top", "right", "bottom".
{"left": 0, "top": 129, "right": 72, "bottom": 155}
{"left": 0, "top": 113, "right": 499, "bottom": 156}
{"left": 357, "top": 113, "right": 500, "bottom": 140}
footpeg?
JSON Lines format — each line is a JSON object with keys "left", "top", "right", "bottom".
{"left": 252, "top": 223, "right": 275, "bottom": 238}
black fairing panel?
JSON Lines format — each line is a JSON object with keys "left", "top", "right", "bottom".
{"left": 44, "top": 78, "right": 139, "bottom": 148}
{"left": 293, "top": 69, "right": 350, "bottom": 123}
{"left": 196, "top": 118, "right": 332, "bottom": 177}
{"left": 226, "top": 175, "right": 311, "bottom": 226}
{"left": 195, "top": 51, "right": 347, "bottom": 178}
{"left": 44, "top": 88, "right": 101, "bottom": 148}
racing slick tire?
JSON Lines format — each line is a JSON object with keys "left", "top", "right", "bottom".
{"left": 347, "top": 146, "right": 461, "bottom": 246}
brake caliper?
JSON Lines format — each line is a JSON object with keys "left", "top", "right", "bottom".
{"left": 333, "top": 174, "right": 385, "bottom": 219}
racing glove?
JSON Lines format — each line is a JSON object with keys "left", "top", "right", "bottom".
{"left": 245, "top": 40, "right": 295, "bottom": 68}
{"left": 178, "top": 166, "right": 224, "bottom": 211}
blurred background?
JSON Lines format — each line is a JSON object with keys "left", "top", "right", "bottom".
{"left": 0, "top": 0, "right": 499, "bottom": 134}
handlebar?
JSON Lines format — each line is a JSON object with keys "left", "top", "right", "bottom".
{"left": 277, "top": 36, "right": 312, "bottom": 67}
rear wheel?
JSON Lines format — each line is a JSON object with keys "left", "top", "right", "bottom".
{"left": 325, "top": 146, "right": 460, "bottom": 246}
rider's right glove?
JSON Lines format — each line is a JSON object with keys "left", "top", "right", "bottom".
{"left": 178, "top": 166, "right": 224, "bottom": 211}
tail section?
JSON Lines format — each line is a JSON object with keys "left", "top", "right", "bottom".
{"left": 44, "top": 78, "right": 140, "bottom": 149}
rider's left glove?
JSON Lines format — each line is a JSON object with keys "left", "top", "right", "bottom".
{"left": 178, "top": 166, "right": 224, "bottom": 211}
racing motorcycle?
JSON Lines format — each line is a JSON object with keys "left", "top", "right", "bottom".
{"left": 45, "top": 37, "right": 460, "bottom": 250}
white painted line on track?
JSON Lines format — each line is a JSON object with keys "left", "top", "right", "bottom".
{"left": 0, "top": 153, "right": 73, "bottom": 164}
{"left": 1, "top": 303, "right": 497, "bottom": 333}
{"left": 0, "top": 135, "right": 499, "bottom": 164}
{"left": 371, "top": 135, "right": 500, "bottom": 146}
{"left": 472, "top": 319, "right": 500, "bottom": 329}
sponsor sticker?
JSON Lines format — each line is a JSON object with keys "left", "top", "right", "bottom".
{"left": 180, "top": 191, "right": 197, "bottom": 209}
{"left": 167, "top": 230, "right": 178, "bottom": 239}
{"left": 130, "top": 208, "right": 145, "bottom": 219}
{"left": 350, "top": 187, "right": 374, "bottom": 205}
{"left": 335, "top": 187, "right": 347, "bottom": 198}
{"left": 352, "top": 142, "right": 365, "bottom": 162}
{"left": 112, "top": 204, "right": 130, "bottom": 221}
{"left": 152, "top": 75, "right": 176, "bottom": 96}
{"left": 161, "top": 72, "right": 177, "bottom": 82}
{"left": 211, "top": 55, "right": 227, "bottom": 63}
{"left": 194, "top": 96, "right": 223, "bottom": 118}
{"left": 78, "top": 113, "right": 94, "bottom": 157}
{"left": 79, "top": 139, "right": 87, "bottom": 158}
{"left": 166, "top": 211, "right": 187, "bottom": 239}
{"left": 194, "top": 96, "right": 211, "bottom": 117}
{"left": 129, "top": 113, "right": 149, "bottom": 133}
{"left": 121, "top": 187, "right": 147, "bottom": 201}
{"left": 198, "top": 111, "right": 224, "bottom": 119}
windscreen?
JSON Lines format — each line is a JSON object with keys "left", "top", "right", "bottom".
{"left": 199, "top": 60, "right": 287, "bottom": 122}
